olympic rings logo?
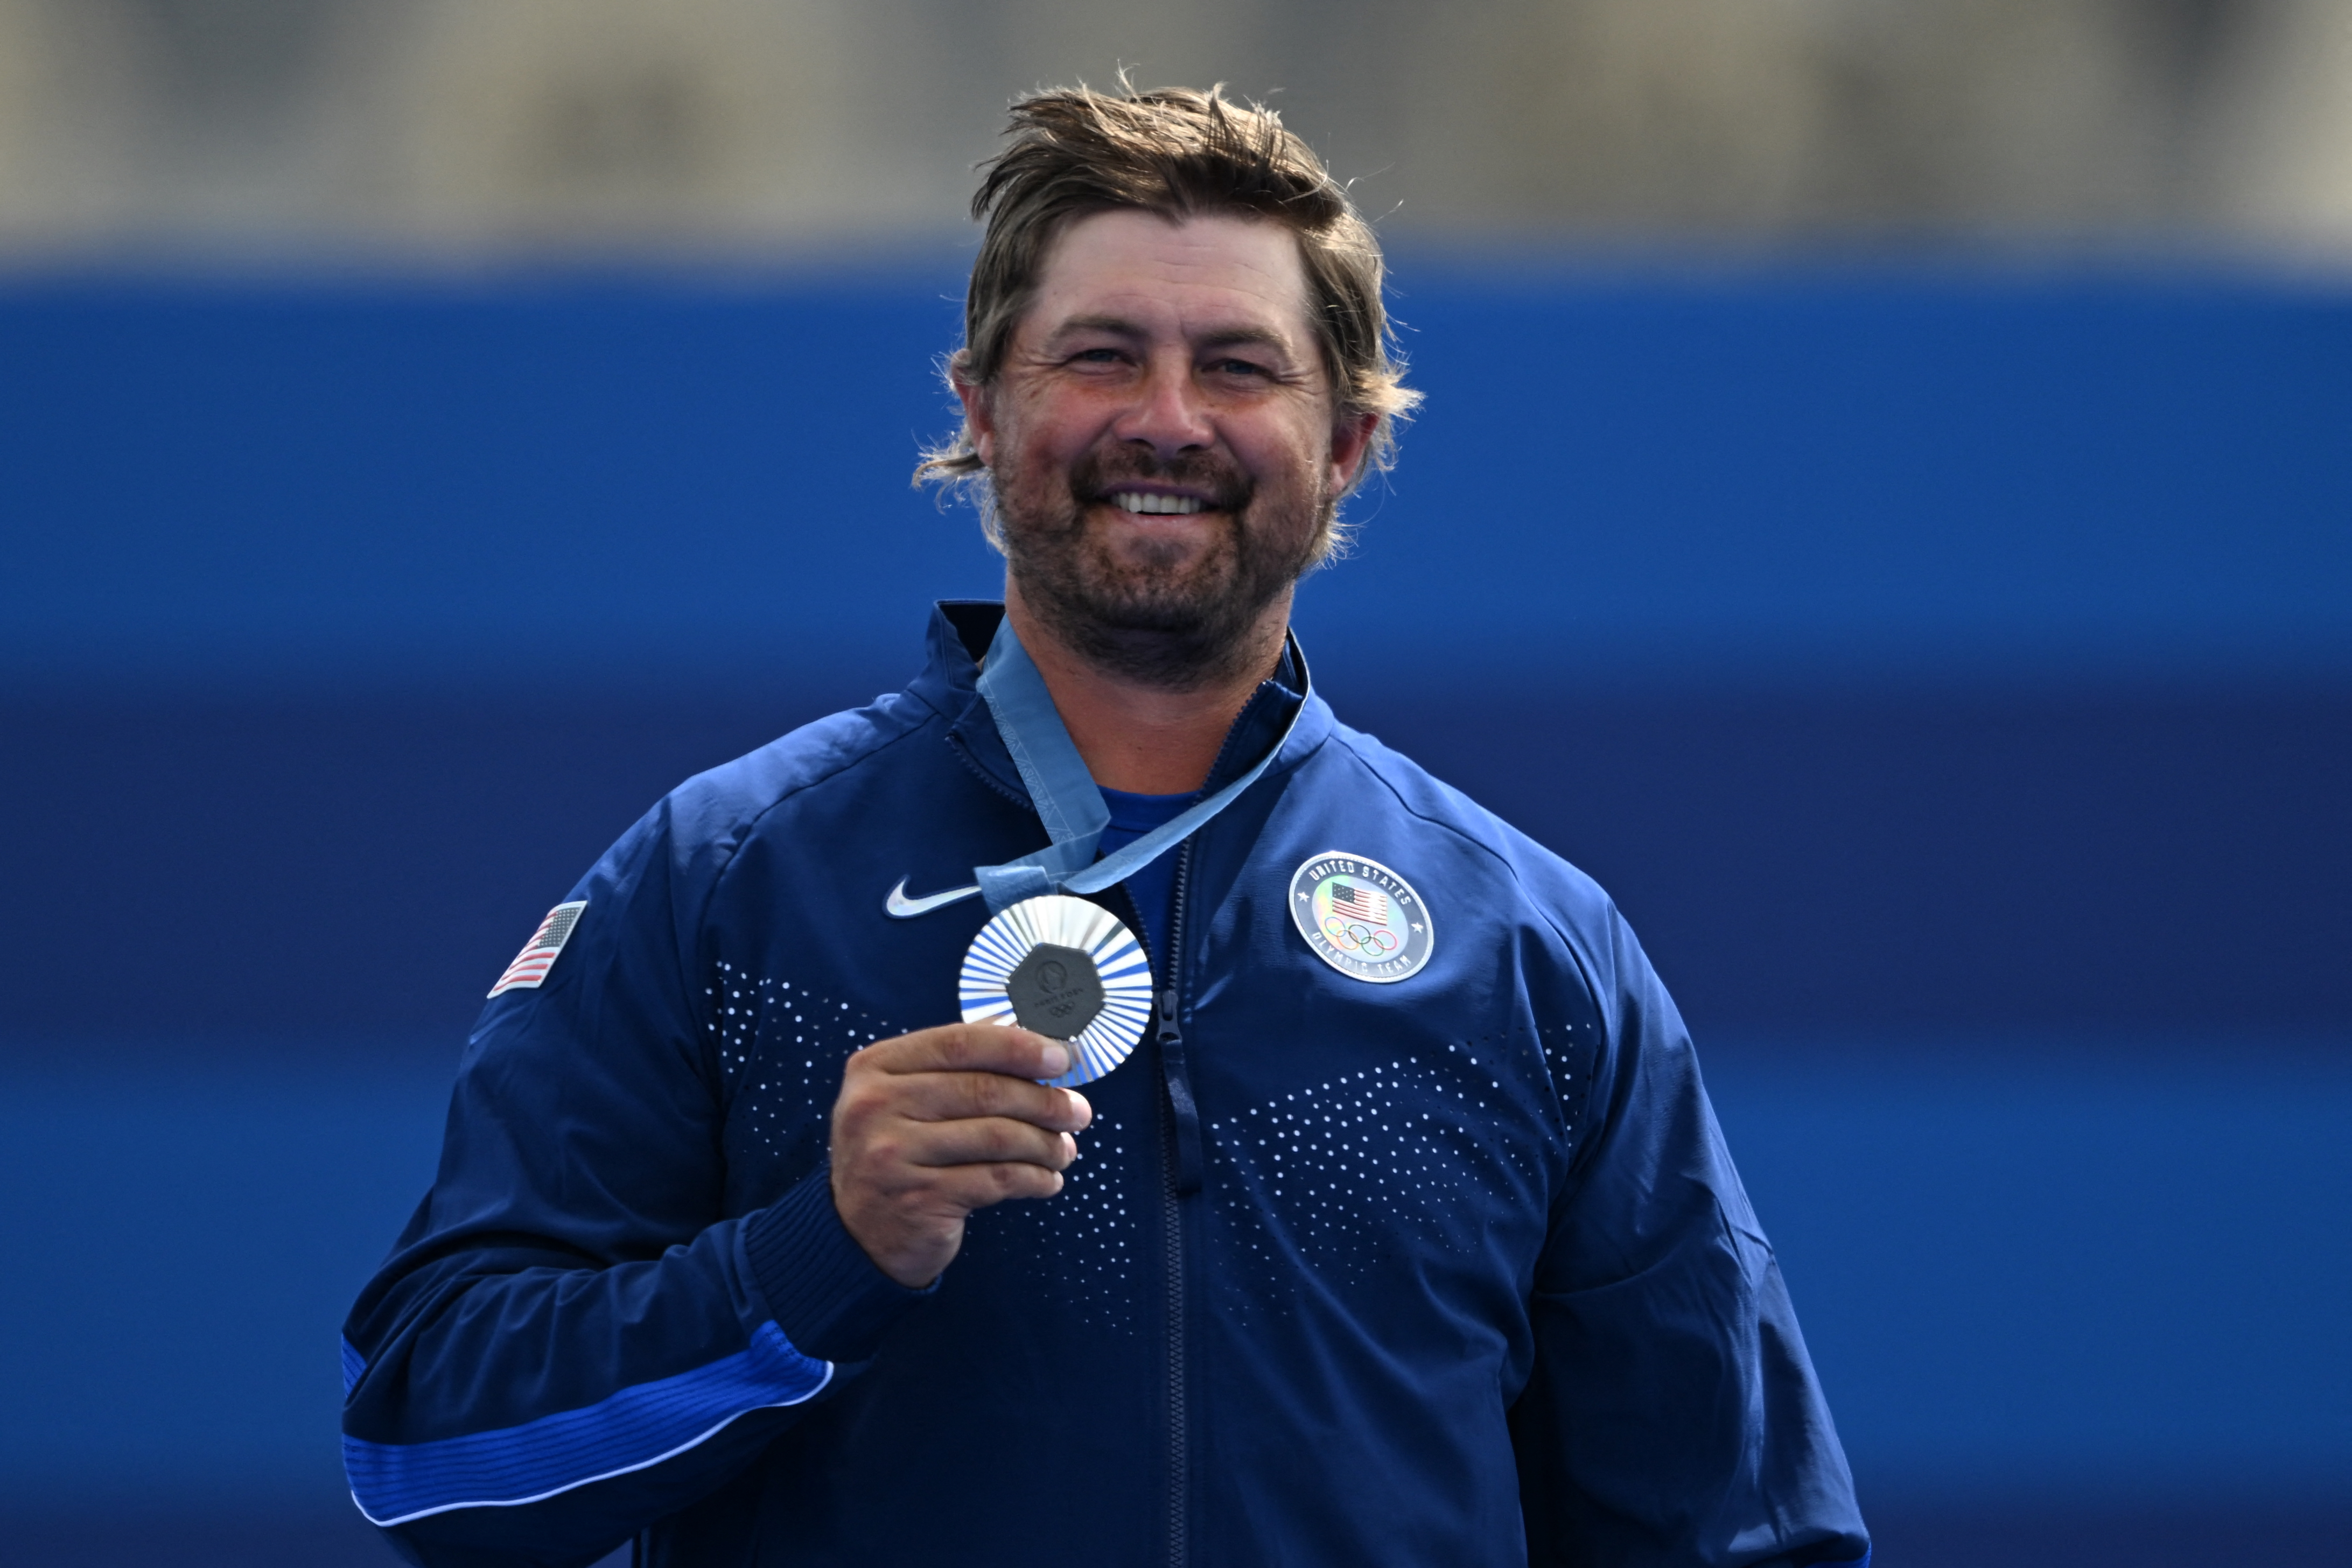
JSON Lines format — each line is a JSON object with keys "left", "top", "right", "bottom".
{"left": 1322, "top": 913, "right": 1401, "bottom": 955}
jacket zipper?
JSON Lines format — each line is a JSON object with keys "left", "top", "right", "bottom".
{"left": 1157, "top": 838, "right": 1196, "bottom": 1568}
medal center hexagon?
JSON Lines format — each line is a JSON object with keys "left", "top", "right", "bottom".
{"left": 1003, "top": 942, "right": 1105, "bottom": 1040}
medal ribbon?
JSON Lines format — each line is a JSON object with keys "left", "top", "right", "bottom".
{"left": 969, "top": 615, "right": 1306, "bottom": 914}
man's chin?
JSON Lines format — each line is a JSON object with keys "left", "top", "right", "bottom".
{"left": 1056, "top": 576, "right": 1240, "bottom": 637}
{"left": 1000, "top": 492, "right": 1311, "bottom": 684}
{"left": 1050, "top": 523, "right": 1240, "bottom": 607}
{"left": 1020, "top": 563, "right": 1276, "bottom": 686}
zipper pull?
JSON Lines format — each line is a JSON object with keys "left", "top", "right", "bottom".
{"left": 1154, "top": 989, "right": 1205, "bottom": 1195}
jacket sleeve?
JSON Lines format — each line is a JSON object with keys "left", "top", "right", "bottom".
{"left": 1509, "top": 904, "right": 1871, "bottom": 1568}
{"left": 339, "top": 795, "right": 927, "bottom": 1568}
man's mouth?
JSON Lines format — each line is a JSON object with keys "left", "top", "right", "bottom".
{"left": 1108, "top": 490, "right": 1210, "bottom": 516}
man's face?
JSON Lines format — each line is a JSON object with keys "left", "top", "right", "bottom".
{"left": 960, "top": 208, "right": 1376, "bottom": 687}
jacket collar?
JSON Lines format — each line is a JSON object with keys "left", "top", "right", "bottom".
{"left": 915, "top": 599, "right": 1331, "bottom": 813}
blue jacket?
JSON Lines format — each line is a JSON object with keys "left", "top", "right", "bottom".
{"left": 342, "top": 601, "right": 1870, "bottom": 1567}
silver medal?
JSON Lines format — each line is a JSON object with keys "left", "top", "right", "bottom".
{"left": 960, "top": 894, "right": 1153, "bottom": 1087}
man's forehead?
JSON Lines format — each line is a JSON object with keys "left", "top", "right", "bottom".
{"left": 1025, "top": 208, "right": 1314, "bottom": 347}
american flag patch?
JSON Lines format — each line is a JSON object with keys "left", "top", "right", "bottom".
{"left": 1329, "top": 881, "right": 1391, "bottom": 927}
{"left": 489, "top": 900, "right": 587, "bottom": 997}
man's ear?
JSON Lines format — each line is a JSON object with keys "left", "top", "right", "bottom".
{"left": 953, "top": 363, "right": 996, "bottom": 469}
{"left": 1328, "top": 409, "right": 1380, "bottom": 496}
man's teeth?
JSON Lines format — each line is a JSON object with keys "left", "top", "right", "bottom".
{"left": 1113, "top": 491, "right": 1207, "bottom": 515}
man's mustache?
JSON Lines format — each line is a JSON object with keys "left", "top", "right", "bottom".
{"left": 1067, "top": 450, "right": 1252, "bottom": 516}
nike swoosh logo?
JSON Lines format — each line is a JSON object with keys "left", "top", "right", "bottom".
{"left": 885, "top": 877, "right": 984, "bottom": 919}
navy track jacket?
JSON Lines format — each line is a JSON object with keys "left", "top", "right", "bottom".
{"left": 342, "top": 603, "right": 1870, "bottom": 1567}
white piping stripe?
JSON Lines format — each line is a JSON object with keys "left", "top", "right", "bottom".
{"left": 351, "top": 1360, "right": 834, "bottom": 1527}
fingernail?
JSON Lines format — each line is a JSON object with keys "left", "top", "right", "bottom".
{"left": 1039, "top": 1041, "right": 1070, "bottom": 1076}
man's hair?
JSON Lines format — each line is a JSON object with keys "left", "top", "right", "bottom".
{"left": 915, "top": 80, "right": 1419, "bottom": 542}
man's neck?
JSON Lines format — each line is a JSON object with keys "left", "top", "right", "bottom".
{"left": 1002, "top": 584, "right": 1291, "bottom": 795}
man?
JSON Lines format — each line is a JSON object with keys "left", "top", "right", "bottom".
{"left": 342, "top": 84, "right": 1870, "bottom": 1567}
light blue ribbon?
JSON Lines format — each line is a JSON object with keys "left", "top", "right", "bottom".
{"left": 970, "top": 615, "right": 1305, "bottom": 914}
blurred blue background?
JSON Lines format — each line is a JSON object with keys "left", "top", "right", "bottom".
{"left": 4, "top": 2, "right": 2352, "bottom": 1564}
{"left": 3, "top": 268, "right": 2347, "bottom": 1566}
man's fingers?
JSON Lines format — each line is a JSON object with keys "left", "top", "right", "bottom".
{"left": 927, "top": 1161, "right": 1067, "bottom": 1208}
{"left": 874, "top": 1119, "right": 1079, "bottom": 1175}
{"left": 883, "top": 1070, "right": 1092, "bottom": 1133}
{"left": 829, "top": 1022, "right": 1096, "bottom": 1286}
{"left": 854, "top": 1023, "right": 1073, "bottom": 1082}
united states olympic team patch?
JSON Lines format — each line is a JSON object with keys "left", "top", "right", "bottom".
{"left": 1287, "top": 853, "right": 1433, "bottom": 983}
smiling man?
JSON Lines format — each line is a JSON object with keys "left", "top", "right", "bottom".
{"left": 970, "top": 205, "right": 1367, "bottom": 707}
{"left": 342, "top": 85, "right": 1870, "bottom": 1567}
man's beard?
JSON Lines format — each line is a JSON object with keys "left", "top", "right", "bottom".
{"left": 995, "top": 445, "right": 1332, "bottom": 691}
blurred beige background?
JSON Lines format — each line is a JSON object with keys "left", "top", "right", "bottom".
{"left": 1, "top": 0, "right": 2348, "bottom": 264}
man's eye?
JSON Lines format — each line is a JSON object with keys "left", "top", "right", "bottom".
{"left": 1212, "top": 358, "right": 1271, "bottom": 378}
{"left": 1072, "top": 348, "right": 1124, "bottom": 364}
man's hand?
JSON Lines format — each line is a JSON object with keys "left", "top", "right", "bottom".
{"left": 829, "top": 1023, "right": 1093, "bottom": 1288}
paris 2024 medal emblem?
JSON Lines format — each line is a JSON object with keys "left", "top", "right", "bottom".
{"left": 961, "top": 893, "right": 1153, "bottom": 1088}
{"left": 1287, "top": 852, "right": 1434, "bottom": 983}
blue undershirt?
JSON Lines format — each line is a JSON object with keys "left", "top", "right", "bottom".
{"left": 1095, "top": 786, "right": 1195, "bottom": 970}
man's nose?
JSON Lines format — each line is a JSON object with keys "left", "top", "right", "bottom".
{"left": 1112, "top": 353, "right": 1215, "bottom": 459}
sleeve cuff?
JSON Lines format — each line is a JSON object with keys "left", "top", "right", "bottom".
{"left": 740, "top": 1166, "right": 933, "bottom": 1363}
